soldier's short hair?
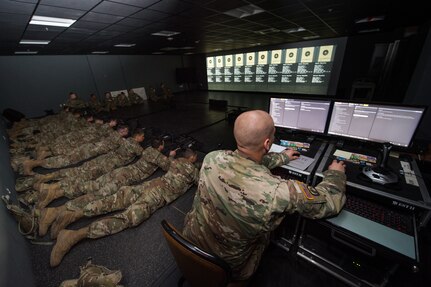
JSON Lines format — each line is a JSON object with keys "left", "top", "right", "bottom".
{"left": 116, "top": 124, "right": 129, "bottom": 132}
{"left": 151, "top": 138, "right": 163, "bottom": 148}
{"left": 182, "top": 148, "right": 197, "bottom": 159}
{"left": 132, "top": 128, "right": 145, "bottom": 137}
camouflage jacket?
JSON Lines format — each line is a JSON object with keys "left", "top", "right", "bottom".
{"left": 160, "top": 157, "right": 200, "bottom": 204}
{"left": 182, "top": 150, "right": 346, "bottom": 280}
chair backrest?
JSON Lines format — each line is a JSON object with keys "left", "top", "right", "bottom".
{"left": 161, "top": 220, "right": 232, "bottom": 287}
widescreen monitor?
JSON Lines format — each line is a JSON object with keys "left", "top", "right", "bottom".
{"left": 269, "top": 98, "right": 331, "bottom": 134}
{"left": 327, "top": 102, "right": 425, "bottom": 147}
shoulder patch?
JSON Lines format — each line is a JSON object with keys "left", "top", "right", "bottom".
{"left": 294, "top": 180, "right": 314, "bottom": 200}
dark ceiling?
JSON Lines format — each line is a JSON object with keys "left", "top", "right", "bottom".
{"left": 0, "top": 0, "right": 429, "bottom": 55}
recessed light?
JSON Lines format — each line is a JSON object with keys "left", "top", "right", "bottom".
{"left": 358, "top": 28, "right": 380, "bottom": 33}
{"left": 152, "top": 52, "right": 165, "bottom": 55}
{"left": 92, "top": 51, "right": 109, "bottom": 54}
{"left": 20, "top": 40, "right": 50, "bottom": 45}
{"left": 114, "top": 43, "right": 136, "bottom": 47}
{"left": 184, "top": 52, "right": 194, "bottom": 55}
{"left": 302, "top": 35, "right": 320, "bottom": 40}
{"left": 283, "top": 27, "right": 306, "bottom": 34}
{"left": 224, "top": 4, "right": 264, "bottom": 18}
{"left": 30, "top": 15, "right": 76, "bottom": 27}
{"left": 14, "top": 51, "right": 38, "bottom": 55}
{"left": 152, "top": 31, "right": 181, "bottom": 37}
{"left": 355, "top": 16, "right": 385, "bottom": 24}
{"left": 167, "top": 37, "right": 174, "bottom": 41}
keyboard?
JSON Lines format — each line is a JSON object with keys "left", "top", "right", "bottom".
{"left": 344, "top": 195, "right": 414, "bottom": 235}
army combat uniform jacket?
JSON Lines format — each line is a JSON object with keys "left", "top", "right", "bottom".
{"left": 182, "top": 150, "right": 346, "bottom": 280}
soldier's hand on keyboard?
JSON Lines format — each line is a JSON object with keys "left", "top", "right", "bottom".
{"left": 328, "top": 159, "right": 346, "bottom": 173}
{"left": 282, "top": 149, "right": 300, "bottom": 161}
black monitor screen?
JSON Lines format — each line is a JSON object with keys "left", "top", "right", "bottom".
{"left": 269, "top": 98, "right": 331, "bottom": 134}
{"left": 328, "top": 102, "right": 425, "bottom": 147}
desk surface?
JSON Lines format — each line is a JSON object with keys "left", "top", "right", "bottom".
{"left": 327, "top": 210, "right": 416, "bottom": 260}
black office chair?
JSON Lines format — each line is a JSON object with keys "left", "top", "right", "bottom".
{"left": 161, "top": 220, "right": 246, "bottom": 287}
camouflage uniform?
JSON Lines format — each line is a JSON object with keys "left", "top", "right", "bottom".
{"left": 116, "top": 94, "right": 130, "bottom": 107}
{"left": 127, "top": 91, "right": 143, "bottom": 105}
{"left": 71, "top": 158, "right": 199, "bottom": 238}
{"left": 52, "top": 137, "right": 143, "bottom": 189}
{"left": 88, "top": 98, "right": 103, "bottom": 112}
{"left": 41, "top": 132, "right": 124, "bottom": 169}
{"left": 64, "top": 98, "right": 87, "bottom": 109}
{"left": 47, "top": 123, "right": 112, "bottom": 156}
{"left": 64, "top": 147, "right": 173, "bottom": 206}
{"left": 182, "top": 150, "right": 346, "bottom": 280}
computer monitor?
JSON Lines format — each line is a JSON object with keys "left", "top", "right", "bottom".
{"left": 327, "top": 102, "right": 425, "bottom": 147}
{"left": 269, "top": 98, "right": 331, "bottom": 134}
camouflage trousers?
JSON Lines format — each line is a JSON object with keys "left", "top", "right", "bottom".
{"left": 62, "top": 164, "right": 156, "bottom": 199}
{"left": 81, "top": 181, "right": 166, "bottom": 239}
{"left": 42, "top": 141, "right": 106, "bottom": 169}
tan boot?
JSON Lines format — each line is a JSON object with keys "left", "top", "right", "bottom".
{"left": 51, "top": 209, "right": 84, "bottom": 239}
{"left": 22, "top": 159, "right": 43, "bottom": 175}
{"left": 50, "top": 227, "right": 88, "bottom": 267}
{"left": 38, "top": 206, "right": 66, "bottom": 237}
{"left": 34, "top": 173, "right": 58, "bottom": 185}
{"left": 37, "top": 150, "right": 51, "bottom": 160}
{"left": 36, "top": 184, "right": 63, "bottom": 209}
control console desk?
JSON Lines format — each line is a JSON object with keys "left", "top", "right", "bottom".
{"left": 296, "top": 142, "right": 431, "bottom": 287}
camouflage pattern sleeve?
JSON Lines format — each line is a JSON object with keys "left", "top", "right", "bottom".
{"left": 155, "top": 154, "right": 173, "bottom": 171}
{"left": 261, "top": 152, "right": 290, "bottom": 170}
{"left": 264, "top": 170, "right": 346, "bottom": 232}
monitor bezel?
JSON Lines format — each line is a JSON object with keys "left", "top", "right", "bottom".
{"left": 268, "top": 95, "right": 333, "bottom": 135}
{"left": 326, "top": 100, "right": 427, "bottom": 148}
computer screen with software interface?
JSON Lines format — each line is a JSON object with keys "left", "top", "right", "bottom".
{"left": 327, "top": 102, "right": 425, "bottom": 147}
{"left": 269, "top": 98, "right": 331, "bottom": 134}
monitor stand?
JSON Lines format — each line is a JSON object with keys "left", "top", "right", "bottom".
{"left": 362, "top": 143, "right": 398, "bottom": 185}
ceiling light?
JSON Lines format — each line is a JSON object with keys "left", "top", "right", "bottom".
{"left": 152, "top": 31, "right": 180, "bottom": 37}
{"left": 284, "top": 27, "right": 306, "bottom": 34}
{"left": 355, "top": 16, "right": 385, "bottom": 24}
{"left": 180, "top": 47, "right": 194, "bottom": 50}
{"left": 249, "top": 43, "right": 261, "bottom": 46}
{"left": 358, "top": 28, "right": 380, "bottom": 33}
{"left": 20, "top": 40, "right": 50, "bottom": 45}
{"left": 303, "top": 35, "right": 320, "bottom": 40}
{"left": 224, "top": 4, "right": 264, "bottom": 18}
{"left": 114, "top": 43, "right": 136, "bottom": 47}
{"left": 14, "top": 51, "right": 38, "bottom": 55}
{"left": 152, "top": 52, "right": 165, "bottom": 55}
{"left": 30, "top": 15, "right": 76, "bottom": 27}
{"left": 167, "top": 37, "right": 174, "bottom": 41}
{"left": 92, "top": 51, "right": 109, "bottom": 54}
{"left": 184, "top": 52, "right": 194, "bottom": 55}
{"left": 160, "top": 47, "right": 179, "bottom": 51}
{"left": 254, "top": 28, "right": 280, "bottom": 35}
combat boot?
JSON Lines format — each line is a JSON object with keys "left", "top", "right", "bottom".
{"left": 15, "top": 176, "right": 36, "bottom": 192}
{"left": 78, "top": 261, "right": 123, "bottom": 287}
{"left": 51, "top": 209, "right": 84, "bottom": 239}
{"left": 38, "top": 205, "right": 66, "bottom": 237}
{"left": 18, "top": 190, "right": 38, "bottom": 206}
{"left": 36, "top": 149, "right": 51, "bottom": 160}
{"left": 50, "top": 227, "right": 88, "bottom": 267}
{"left": 33, "top": 173, "right": 58, "bottom": 187}
{"left": 23, "top": 159, "right": 44, "bottom": 175}
{"left": 1, "top": 195, "right": 38, "bottom": 236}
{"left": 37, "top": 183, "right": 64, "bottom": 209}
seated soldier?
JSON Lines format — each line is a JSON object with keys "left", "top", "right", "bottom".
{"left": 103, "top": 92, "right": 117, "bottom": 111}
{"left": 127, "top": 89, "right": 144, "bottom": 105}
{"left": 64, "top": 92, "right": 87, "bottom": 109}
{"left": 88, "top": 93, "right": 102, "bottom": 113}
{"left": 116, "top": 92, "right": 131, "bottom": 107}
{"left": 147, "top": 85, "right": 160, "bottom": 102}
{"left": 49, "top": 149, "right": 200, "bottom": 267}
